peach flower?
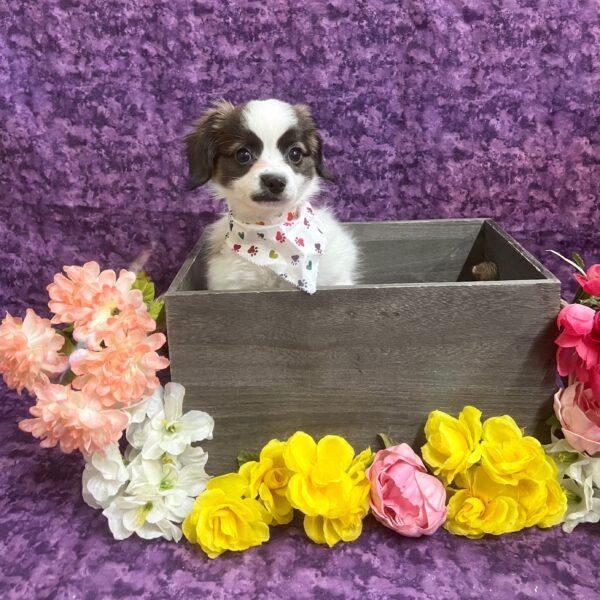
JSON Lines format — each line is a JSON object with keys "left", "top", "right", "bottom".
{"left": 70, "top": 330, "right": 169, "bottom": 407}
{"left": 19, "top": 383, "right": 129, "bottom": 455}
{"left": 47, "top": 261, "right": 155, "bottom": 348}
{"left": 0, "top": 309, "right": 68, "bottom": 394}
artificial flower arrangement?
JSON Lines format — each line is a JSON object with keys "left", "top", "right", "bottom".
{"left": 1, "top": 255, "right": 599, "bottom": 558}
{"left": 543, "top": 254, "right": 600, "bottom": 531}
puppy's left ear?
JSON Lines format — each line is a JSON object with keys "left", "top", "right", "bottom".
{"left": 185, "top": 100, "right": 235, "bottom": 190}
{"left": 294, "top": 104, "right": 335, "bottom": 182}
{"left": 313, "top": 130, "right": 335, "bottom": 182}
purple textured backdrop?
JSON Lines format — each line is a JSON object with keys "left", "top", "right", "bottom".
{"left": 1, "top": 1, "right": 599, "bottom": 598}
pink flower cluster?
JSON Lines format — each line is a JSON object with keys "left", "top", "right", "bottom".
{"left": 0, "top": 262, "right": 169, "bottom": 456}
{"left": 554, "top": 264, "right": 600, "bottom": 455}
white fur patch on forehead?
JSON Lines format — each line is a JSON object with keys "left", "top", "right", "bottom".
{"left": 243, "top": 99, "right": 298, "bottom": 150}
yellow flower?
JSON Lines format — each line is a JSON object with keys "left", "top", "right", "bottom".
{"left": 508, "top": 474, "right": 567, "bottom": 529}
{"left": 283, "top": 432, "right": 371, "bottom": 546}
{"left": 481, "top": 416, "right": 555, "bottom": 485}
{"left": 348, "top": 447, "right": 375, "bottom": 482}
{"left": 239, "top": 439, "right": 294, "bottom": 525}
{"left": 182, "top": 473, "right": 270, "bottom": 559}
{"left": 538, "top": 478, "right": 568, "bottom": 528}
{"left": 421, "top": 406, "right": 483, "bottom": 485}
{"left": 284, "top": 432, "right": 355, "bottom": 518}
{"left": 445, "top": 467, "right": 527, "bottom": 538}
{"left": 303, "top": 447, "right": 373, "bottom": 547}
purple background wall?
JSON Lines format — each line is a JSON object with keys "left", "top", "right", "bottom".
{"left": 1, "top": 1, "right": 599, "bottom": 598}
{"left": 1, "top": 0, "right": 599, "bottom": 316}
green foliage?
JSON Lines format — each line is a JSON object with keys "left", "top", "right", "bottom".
{"left": 547, "top": 250, "right": 586, "bottom": 276}
{"left": 378, "top": 433, "right": 398, "bottom": 449}
{"left": 132, "top": 271, "right": 156, "bottom": 305}
{"left": 237, "top": 450, "right": 260, "bottom": 468}
{"left": 148, "top": 297, "right": 165, "bottom": 321}
{"left": 57, "top": 328, "right": 75, "bottom": 357}
{"left": 133, "top": 271, "right": 165, "bottom": 323}
{"left": 572, "top": 252, "right": 586, "bottom": 272}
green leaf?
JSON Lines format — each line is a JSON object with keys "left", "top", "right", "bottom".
{"left": 132, "top": 271, "right": 156, "bottom": 305}
{"left": 545, "top": 414, "right": 560, "bottom": 428}
{"left": 148, "top": 298, "right": 164, "bottom": 322}
{"left": 59, "top": 369, "right": 76, "bottom": 386}
{"left": 547, "top": 250, "right": 586, "bottom": 276}
{"left": 133, "top": 272, "right": 166, "bottom": 323}
{"left": 237, "top": 450, "right": 260, "bottom": 468}
{"left": 572, "top": 252, "right": 586, "bottom": 272}
{"left": 580, "top": 296, "right": 600, "bottom": 309}
{"left": 57, "top": 329, "right": 76, "bottom": 357}
{"left": 378, "top": 433, "right": 398, "bottom": 449}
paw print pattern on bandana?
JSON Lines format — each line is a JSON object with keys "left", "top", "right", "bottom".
{"left": 226, "top": 202, "right": 327, "bottom": 294}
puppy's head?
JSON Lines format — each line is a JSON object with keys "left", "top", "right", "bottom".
{"left": 185, "top": 99, "right": 333, "bottom": 215}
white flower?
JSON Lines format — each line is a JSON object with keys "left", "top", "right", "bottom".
{"left": 134, "top": 382, "right": 214, "bottom": 459}
{"left": 82, "top": 444, "right": 129, "bottom": 509}
{"left": 177, "top": 445, "right": 209, "bottom": 469}
{"left": 561, "top": 476, "right": 600, "bottom": 533}
{"left": 545, "top": 436, "right": 600, "bottom": 532}
{"left": 128, "top": 454, "right": 209, "bottom": 500}
{"left": 84, "top": 381, "right": 215, "bottom": 542}
{"left": 102, "top": 454, "right": 208, "bottom": 542}
{"left": 125, "top": 387, "right": 164, "bottom": 448}
{"left": 103, "top": 494, "right": 184, "bottom": 541}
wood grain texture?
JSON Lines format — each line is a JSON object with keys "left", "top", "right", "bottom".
{"left": 165, "top": 219, "right": 561, "bottom": 474}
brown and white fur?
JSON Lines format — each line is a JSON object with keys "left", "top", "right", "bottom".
{"left": 185, "top": 99, "right": 359, "bottom": 291}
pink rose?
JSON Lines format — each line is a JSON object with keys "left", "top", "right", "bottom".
{"left": 557, "top": 304, "right": 595, "bottom": 335}
{"left": 555, "top": 304, "right": 599, "bottom": 377}
{"left": 594, "top": 312, "right": 600, "bottom": 340}
{"left": 554, "top": 381, "right": 600, "bottom": 455}
{"left": 366, "top": 443, "right": 447, "bottom": 537}
{"left": 591, "top": 367, "right": 600, "bottom": 406}
{"left": 575, "top": 264, "right": 600, "bottom": 296}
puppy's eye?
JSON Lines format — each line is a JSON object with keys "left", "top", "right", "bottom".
{"left": 235, "top": 148, "right": 252, "bottom": 165}
{"left": 288, "top": 147, "right": 303, "bottom": 164}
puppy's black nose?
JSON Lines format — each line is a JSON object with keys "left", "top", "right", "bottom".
{"left": 260, "top": 174, "right": 287, "bottom": 195}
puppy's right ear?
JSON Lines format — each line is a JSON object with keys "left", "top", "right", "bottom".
{"left": 185, "top": 100, "right": 235, "bottom": 190}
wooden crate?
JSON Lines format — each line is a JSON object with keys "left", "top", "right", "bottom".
{"left": 164, "top": 219, "right": 560, "bottom": 474}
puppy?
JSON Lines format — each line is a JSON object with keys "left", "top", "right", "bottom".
{"left": 185, "top": 99, "right": 359, "bottom": 293}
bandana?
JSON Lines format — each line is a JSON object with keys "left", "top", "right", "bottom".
{"left": 225, "top": 203, "right": 327, "bottom": 294}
